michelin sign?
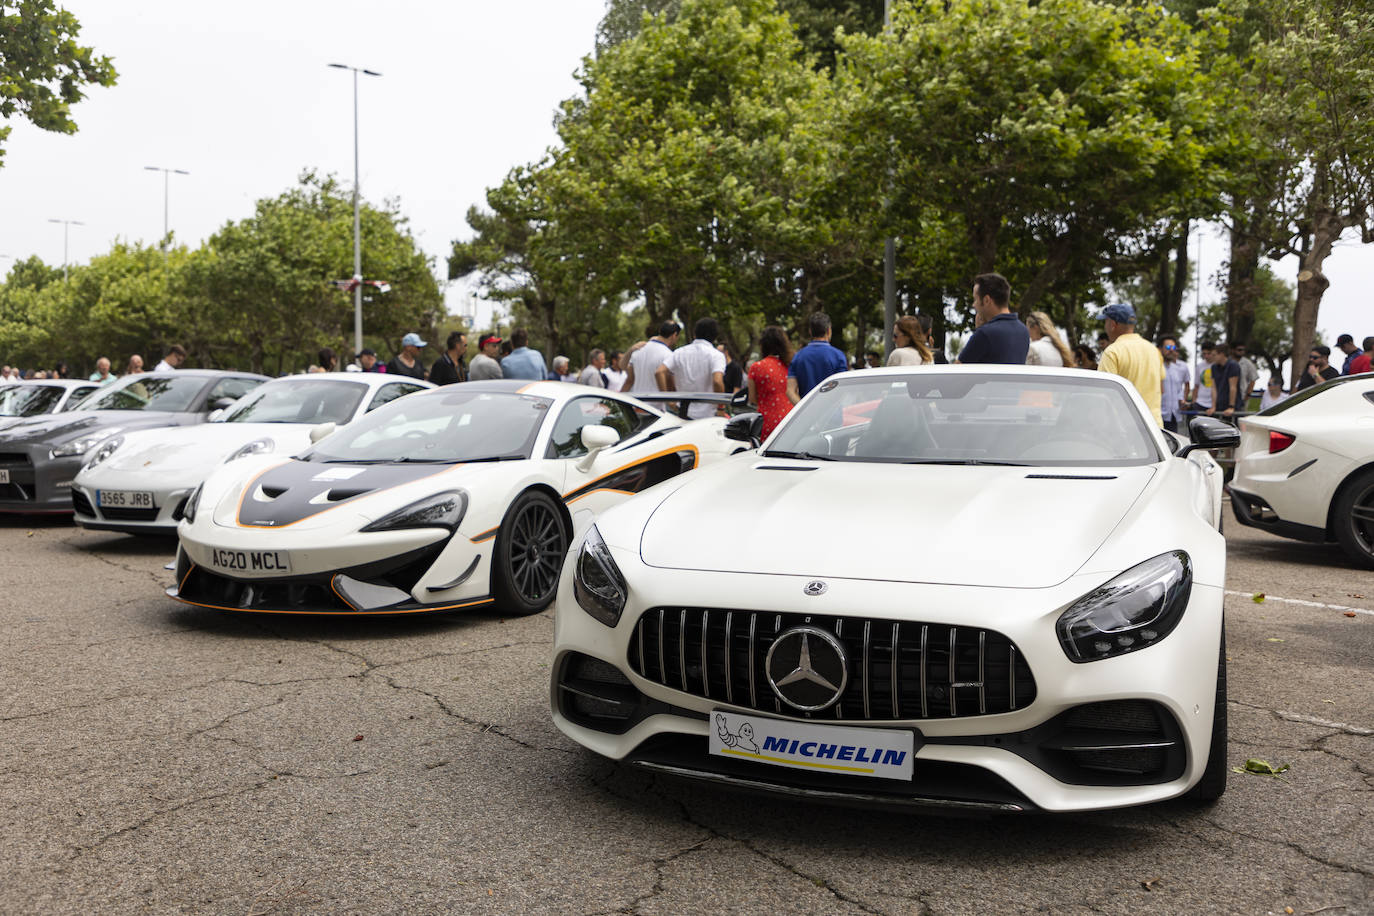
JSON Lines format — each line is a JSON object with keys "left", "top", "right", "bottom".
{"left": 709, "top": 711, "right": 915, "bottom": 781}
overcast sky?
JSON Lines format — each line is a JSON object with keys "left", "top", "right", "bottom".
{"left": 0, "top": 0, "right": 1369, "bottom": 359}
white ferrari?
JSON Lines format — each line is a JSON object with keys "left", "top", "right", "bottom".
{"left": 73, "top": 373, "right": 432, "bottom": 535}
{"left": 1230, "top": 372, "right": 1374, "bottom": 568}
{"left": 169, "top": 380, "right": 753, "bottom": 616}
{"left": 551, "top": 366, "right": 1240, "bottom": 814}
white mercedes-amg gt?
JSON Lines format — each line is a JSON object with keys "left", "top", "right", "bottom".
{"left": 169, "top": 380, "right": 752, "bottom": 617}
{"left": 551, "top": 366, "right": 1240, "bottom": 814}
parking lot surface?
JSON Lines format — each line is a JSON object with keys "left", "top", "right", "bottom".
{"left": 2, "top": 515, "right": 1370, "bottom": 915}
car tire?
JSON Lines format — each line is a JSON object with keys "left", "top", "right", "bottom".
{"left": 1333, "top": 468, "right": 1374, "bottom": 570}
{"left": 1183, "top": 626, "right": 1227, "bottom": 804}
{"left": 492, "top": 489, "right": 568, "bottom": 616}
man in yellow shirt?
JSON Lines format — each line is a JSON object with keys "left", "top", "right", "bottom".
{"left": 1096, "top": 303, "right": 1164, "bottom": 426}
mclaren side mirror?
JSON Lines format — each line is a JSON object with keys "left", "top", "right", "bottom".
{"left": 1178, "top": 416, "right": 1240, "bottom": 457}
{"left": 724, "top": 411, "right": 763, "bottom": 448}
{"left": 309, "top": 421, "right": 337, "bottom": 444}
{"left": 576, "top": 424, "right": 621, "bottom": 472}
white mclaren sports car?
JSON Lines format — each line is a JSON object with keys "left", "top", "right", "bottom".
{"left": 73, "top": 373, "right": 433, "bottom": 535}
{"left": 552, "top": 366, "right": 1240, "bottom": 814}
{"left": 169, "top": 380, "right": 753, "bottom": 617}
{"left": 1230, "top": 373, "right": 1374, "bottom": 568}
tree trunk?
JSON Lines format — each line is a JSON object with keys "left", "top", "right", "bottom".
{"left": 1018, "top": 236, "right": 1073, "bottom": 315}
{"left": 1162, "top": 229, "right": 1188, "bottom": 340}
{"left": 967, "top": 212, "right": 998, "bottom": 275}
{"left": 1225, "top": 212, "right": 1262, "bottom": 347}
{"left": 537, "top": 292, "right": 560, "bottom": 365}
{"left": 1290, "top": 217, "right": 1339, "bottom": 388}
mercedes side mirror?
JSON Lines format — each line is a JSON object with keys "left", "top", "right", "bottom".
{"left": 576, "top": 425, "right": 621, "bottom": 472}
{"left": 207, "top": 408, "right": 225, "bottom": 423}
{"left": 309, "top": 421, "right": 337, "bottom": 444}
{"left": 1178, "top": 416, "right": 1240, "bottom": 457}
{"left": 210, "top": 397, "right": 238, "bottom": 411}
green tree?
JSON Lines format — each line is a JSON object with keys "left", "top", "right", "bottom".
{"left": 839, "top": 0, "right": 1243, "bottom": 324}
{"left": 0, "top": 0, "right": 117, "bottom": 167}
{"left": 182, "top": 173, "right": 443, "bottom": 374}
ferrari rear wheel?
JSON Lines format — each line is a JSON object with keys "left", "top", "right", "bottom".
{"left": 1333, "top": 468, "right": 1374, "bottom": 569}
{"left": 493, "top": 490, "right": 568, "bottom": 616}
{"left": 1183, "top": 626, "right": 1227, "bottom": 804}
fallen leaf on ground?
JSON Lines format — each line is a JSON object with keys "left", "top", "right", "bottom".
{"left": 1233, "top": 758, "right": 1289, "bottom": 777}
{"left": 1344, "top": 612, "right": 1358, "bottom": 618}
{"left": 1252, "top": 592, "right": 1266, "bottom": 603}
{"left": 1140, "top": 878, "right": 1159, "bottom": 891}
{"left": 352, "top": 734, "right": 364, "bottom": 742}
{"left": 1267, "top": 637, "right": 1284, "bottom": 642}
{"left": 1349, "top": 594, "right": 1365, "bottom": 599}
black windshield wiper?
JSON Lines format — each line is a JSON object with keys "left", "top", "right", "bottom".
{"left": 901, "top": 458, "right": 1031, "bottom": 466}
{"left": 761, "top": 449, "right": 834, "bottom": 461}
{"left": 456, "top": 455, "right": 524, "bottom": 464}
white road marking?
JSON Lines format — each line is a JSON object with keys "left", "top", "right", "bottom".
{"left": 1225, "top": 589, "right": 1374, "bottom": 617}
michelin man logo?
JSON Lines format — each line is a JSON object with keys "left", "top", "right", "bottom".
{"left": 715, "top": 714, "right": 760, "bottom": 754}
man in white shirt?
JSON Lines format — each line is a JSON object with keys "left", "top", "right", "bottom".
{"left": 655, "top": 316, "right": 726, "bottom": 420}
{"left": 1192, "top": 345, "right": 1214, "bottom": 413}
{"left": 603, "top": 350, "right": 628, "bottom": 391}
{"left": 622, "top": 321, "right": 680, "bottom": 393}
{"left": 154, "top": 345, "right": 186, "bottom": 371}
{"left": 1158, "top": 335, "right": 1192, "bottom": 433}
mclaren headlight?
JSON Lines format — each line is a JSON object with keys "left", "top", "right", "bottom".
{"left": 82, "top": 435, "right": 124, "bottom": 470}
{"left": 1056, "top": 551, "right": 1192, "bottom": 663}
{"left": 51, "top": 428, "right": 123, "bottom": 459}
{"left": 361, "top": 490, "right": 468, "bottom": 533}
{"left": 573, "top": 525, "right": 628, "bottom": 627}
{"left": 181, "top": 483, "right": 204, "bottom": 524}
{"left": 226, "top": 438, "right": 275, "bottom": 462}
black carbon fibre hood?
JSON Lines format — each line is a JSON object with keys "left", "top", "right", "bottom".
{"left": 235, "top": 460, "right": 450, "bottom": 528}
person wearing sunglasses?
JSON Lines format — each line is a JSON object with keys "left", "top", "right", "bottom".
{"left": 1159, "top": 336, "right": 1191, "bottom": 433}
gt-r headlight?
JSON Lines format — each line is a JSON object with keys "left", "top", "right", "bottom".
{"left": 181, "top": 483, "right": 204, "bottom": 523}
{"left": 573, "top": 525, "right": 628, "bottom": 627}
{"left": 1056, "top": 551, "right": 1192, "bottom": 663}
{"left": 360, "top": 490, "right": 468, "bottom": 533}
{"left": 226, "top": 438, "right": 275, "bottom": 462}
{"left": 51, "top": 428, "right": 123, "bottom": 459}
{"left": 82, "top": 435, "right": 124, "bottom": 470}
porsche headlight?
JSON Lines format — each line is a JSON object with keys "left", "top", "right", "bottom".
{"left": 181, "top": 483, "right": 204, "bottom": 523}
{"left": 1056, "top": 551, "right": 1192, "bottom": 663}
{"left": 82, "top": 435, "right": 124, "bottom": 470}
{"left": 361, "top": 491, "right": 468, "bottom": 533}
{"left": 226, "top": 438, "right": 275, "bottom": 462}
{"left": 573, "top": 525, "right": 628, "bottom": 627}
{"left": 51, "top": 428, "right": 123, "bottom": 459}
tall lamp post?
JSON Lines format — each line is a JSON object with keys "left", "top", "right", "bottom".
{"left": 328, "top": 62, "right": 382, "bottom": 358}
{"left": 882, "top": 0, "right": 896, "bottom": 359}
{"left": 144, "top": 166, "right": 190, "bottom": 250}
{"left": 47, "top": 219, "right": 84, "bottom": 281}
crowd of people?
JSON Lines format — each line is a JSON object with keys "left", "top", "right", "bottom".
{"left": 6, "top": 274, "right": 1371, "bottom": 440}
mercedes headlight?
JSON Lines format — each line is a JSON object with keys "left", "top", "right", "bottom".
{"left": 181, "top": 483, "right": 204, "bottom": 523}
{"left": 226, "top": 438, "right": 275, "bottom": 462}
{"left": 1056, "top": 551, "right": 1192, "bottom": 663}
{"left": 573, "top": 525, "right": 628, "bottom": 627}
{"left": 51, "top": 428, "right": 123, "bottom": 459}
{"left": 361, "top": 491, "right": 468, "bottom": 533}
{"left": 82, "top": 435, "right": 124, "bottom": 470}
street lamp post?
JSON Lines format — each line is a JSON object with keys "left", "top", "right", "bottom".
{"left": 882, "top": 0, "right": 896, "bottom": 359}
{"left": 47, "top": 219, "right": 84, "bottom": 281}
{"left": 144, "top": 166, "right": 190, "bottom": 250}
{"left": 328, "top": 62, "right": 382, "bottom": 358}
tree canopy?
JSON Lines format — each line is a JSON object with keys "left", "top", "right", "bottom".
{"left": 0, "top": 0, "right": 117, "bottom": 167}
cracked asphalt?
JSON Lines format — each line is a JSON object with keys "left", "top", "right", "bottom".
{"left": 1, "top": 514, "right": 1371, "bottom": 915}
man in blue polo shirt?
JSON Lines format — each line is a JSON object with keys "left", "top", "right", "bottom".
{"left": 956, "top": 273, "right": 1029, "bottom": 364}
{"left": 787, "top": 311, "right": 849, "bottom": 403}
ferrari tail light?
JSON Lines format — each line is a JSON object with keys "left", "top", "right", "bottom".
{"left": 1268, "top": 431, "right": 1296, "bottom": 453}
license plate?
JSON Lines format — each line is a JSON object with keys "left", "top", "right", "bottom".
{"left": 97, "top": 489, "right": 155, "bottom": 508}
{"left": 709, "top": 710, "right": 915, "bottom": 781}
{"left": 0, "top": 469, "right": 8, "bottom": 484}
{"left": 207, "top": 548, "right": 292, "bottom": 575}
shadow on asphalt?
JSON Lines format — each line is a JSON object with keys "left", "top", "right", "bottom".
{"left": 0, "top": 514, "right": 73, "bottom": 530}
{"left": 165, "top": 601, "right": 517, "bottom": 643}
{"left": 1225, "top": 526, "right": 1365, "bottom": 573}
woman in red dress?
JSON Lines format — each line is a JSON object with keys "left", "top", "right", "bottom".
{"left": 747, "top": 326, "right": 794, "bottom": 440}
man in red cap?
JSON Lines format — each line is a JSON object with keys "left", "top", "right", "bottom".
{"left": 469, "top": 335, "right": 505, "bottom": 380}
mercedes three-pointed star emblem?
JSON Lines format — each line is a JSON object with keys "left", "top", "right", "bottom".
{"left": 765, "top": 626, "right": 848, "bottom": 712}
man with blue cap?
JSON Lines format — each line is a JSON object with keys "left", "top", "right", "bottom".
{"left": 387, "top": 332, "right": 429, "bottom": 380}
{"left": 1097, "top": 303, "right": 1163, "bottom": 426}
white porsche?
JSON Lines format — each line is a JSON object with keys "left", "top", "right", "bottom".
{"left": 551, "top": 366, "right": 1240, "bottom": 814}
{"left": 73, "top": 373, "right": 432, "bottom": 535}
{"left": 168, "top": 380, "right": 753, "bottom": 617}
{"left": 1230, "top": 372, "right": 1374, "bottom": 568}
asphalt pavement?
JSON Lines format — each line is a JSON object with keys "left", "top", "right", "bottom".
{"left": 1, "top": 512, "right": 1370, "bottom": 915}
